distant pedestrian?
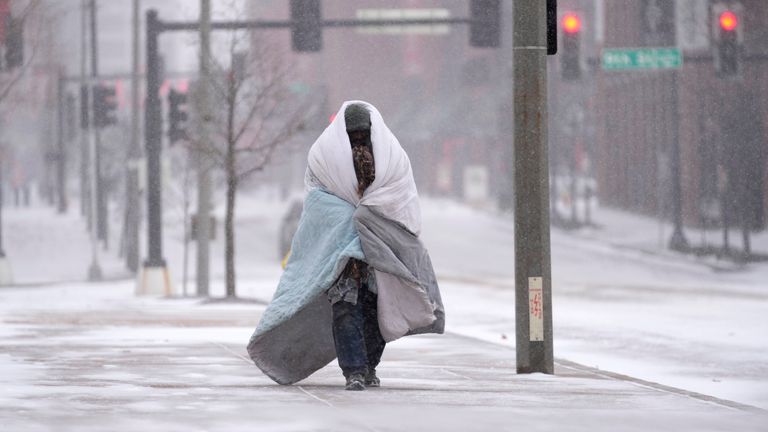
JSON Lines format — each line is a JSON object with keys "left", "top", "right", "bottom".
{"left": 248, "top": 101, "right": 444, "bottom": 390}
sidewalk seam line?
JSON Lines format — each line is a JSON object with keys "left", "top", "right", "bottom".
{"left": 297, "top": 386, "right": 334, "bottom": 408}
{"left": 555, "top": 358, "right": 767, "bottom": 414}
{"left": 445, "top": 329, "right": 767, "bottom": 414}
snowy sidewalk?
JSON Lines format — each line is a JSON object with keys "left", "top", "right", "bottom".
{"left": 1, "top": 281, "right": 766, "bottom": 432}
{"left": 3, "top": 197, "right": 768, "bottom": 430}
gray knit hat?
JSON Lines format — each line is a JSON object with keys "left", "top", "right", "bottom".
{"left": 344, "top": 103, "right": 371, "bottom": 132}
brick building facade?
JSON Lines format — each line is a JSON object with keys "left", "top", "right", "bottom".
{"left": 590, "top": 0, "right": 768, "bottom": 230}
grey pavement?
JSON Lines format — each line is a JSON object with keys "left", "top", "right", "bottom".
{"left": 1, "top": 283, "right": 766, "bottom": 432}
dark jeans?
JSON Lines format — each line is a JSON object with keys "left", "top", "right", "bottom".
{"left": 332, "top": 286, "right": 386, "bottom": 378}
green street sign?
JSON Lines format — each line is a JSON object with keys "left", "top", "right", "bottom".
{"left": 602, "top": 48, "right": 683, "bottom": 71}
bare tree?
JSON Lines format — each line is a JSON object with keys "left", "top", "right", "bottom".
{"left": 0, "top": 0, "right": 42, "bottom": 105}
{"left": 188, "top": 30, "right": 317, "bottom": 299}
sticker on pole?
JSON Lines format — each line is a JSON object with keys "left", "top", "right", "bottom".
{"left": 529, "top": 277, "right": 544, "bottom": 341}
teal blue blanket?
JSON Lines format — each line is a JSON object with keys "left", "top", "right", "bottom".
{"left": 247, "top": 190, "right": 363, "bottom": 384}
{"left": 255, "top": 189, "right": 364, "bottom": 335}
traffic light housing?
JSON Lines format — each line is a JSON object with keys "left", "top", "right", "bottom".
{"left": 290, "top": 0, "right": 322, "bottom": 52}
{"left": 93, "top": 84, "right": 118, "bottom": 128}
{"left": 560, "top": 12, "right": 582, "bottom": 81}
{"left": 712, "top": 3, "right": 743, "bottom": 78}
{"left": 470, "top": 0, "right": 500, "bottom": 48}
{"left": 547, "top": 0, "right": 557, "bottom": 55}
{"left": 4, "top": 17, "right": 24, "bottom": 69}
{"left": 168, "top": 88, "right": 188, "bottom": 144}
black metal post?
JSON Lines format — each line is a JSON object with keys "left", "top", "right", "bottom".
{"left": 668, "top": 71, "right": 689, "bottom": 251}
{"left": 144, "top": 10, "right": 165, "bottom": 268}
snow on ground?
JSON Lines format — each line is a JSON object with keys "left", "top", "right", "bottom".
{"left": 3, "top": 187, "right": 768, "bottom": 414}
{"left": 2, "top": 281, "right": 766, "bottom": 431}
{"left": 3, "top": 207, "right": 128, "bottom": 285}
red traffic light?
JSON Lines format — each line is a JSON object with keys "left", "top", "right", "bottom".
{"left": 719, "top": 11, "right": 738, "bottom": 31}
{"left": 562, "top": 13, "right": 582, "bottom": 34}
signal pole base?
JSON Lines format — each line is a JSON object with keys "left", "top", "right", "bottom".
{"left": 668, "top": 229, "right": 689, "bottom": 252}
{"left": 137, "top": 265, "right": 173, "bottom": 296}
{"left": 0, "top": 256, "right": 14, "bottom": 286}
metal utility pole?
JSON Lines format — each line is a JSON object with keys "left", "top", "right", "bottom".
{"left": 90, "top": 0, "right": 108, "bottom": 248}
{"left": 125, "top": 0, "right": 142, "bottom": 273}
{"left": 513, "top": 0, "right": 554, "bottom": 374}
{"left": 195, "top": 0, "right": 212, "bottom": 297}
{"left": 83, "top": 0, "right": 102, "bottom": 281}
{"left": 56, "top": 70, "right": 68, "bottom": 214}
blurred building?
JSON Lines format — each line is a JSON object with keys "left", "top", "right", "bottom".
{"left": 247, "top": 1, "right": 512, "bottom": 203}
{"left": 569, "top": 0, "right": 768, "bottom": 230}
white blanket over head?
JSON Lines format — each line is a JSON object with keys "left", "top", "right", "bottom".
{"left": 306, "top": 100, "right": 421, "bottom": 236}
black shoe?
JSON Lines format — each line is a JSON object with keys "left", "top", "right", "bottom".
{"left": 365, "top": 370, "right": 380, "bottom": 387}
{"left": 345, "top": 373, "right": 365, "bottom": 391}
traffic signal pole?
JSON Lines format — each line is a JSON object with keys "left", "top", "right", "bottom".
{"left": 513, "top": 0, "right": 554, "bottom": 374}
{"left": 138, "top": 10, "right": 172, "bottom": 296}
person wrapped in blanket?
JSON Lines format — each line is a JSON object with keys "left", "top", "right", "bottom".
{"left": 246, "top": 100, "right": 443, "bottom": 391}
{"left": 326, "top": 103, "right": 384, "bottom": 391}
